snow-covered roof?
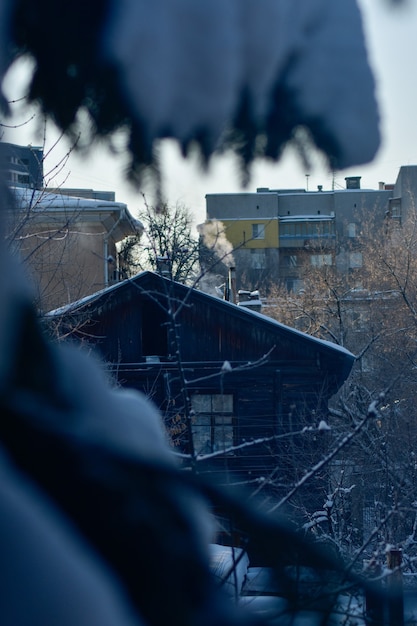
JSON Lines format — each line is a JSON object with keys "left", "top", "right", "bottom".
{"left": 232, "top": 296, "right": 354, "bottom": 359}
{"left": 11, "top": 187, "right": 143, "bottom": 240}
{"left": 47, "top": 279, "right": 126, "bottom": 317}
{"left": 12, "top": 186, "right": 126, "bottom": 212}
{"left": 237, "top": 300, "right": 263, "bottom": 307}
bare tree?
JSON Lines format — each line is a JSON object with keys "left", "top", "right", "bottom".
{"left": 260, "top": 203, "right": 417, "bottom": 579}
{"left": 119, "top": 199, "right": 201, "bottom": 284}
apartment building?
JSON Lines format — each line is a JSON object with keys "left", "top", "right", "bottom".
{"left": 204, "top": 169, "right": 416, "bottom": 291}
{"left": 0, "top": 141, "right": 44, "bottom": 189}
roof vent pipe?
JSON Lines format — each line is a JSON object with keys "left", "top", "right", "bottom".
{"left": 228, "top": 267, "right": 237, "bottom": 304}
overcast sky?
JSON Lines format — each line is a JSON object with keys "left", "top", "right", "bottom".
{"left": 2, "top": 0, "right": 417, "bottom": 224}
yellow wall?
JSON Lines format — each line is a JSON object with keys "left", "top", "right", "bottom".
{"left": 220, "top": 218, "right": 279, "bottom": 249}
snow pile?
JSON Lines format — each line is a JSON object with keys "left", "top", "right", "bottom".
{"left": 209, "top": 544, "right": 250, "bottom": 597}
{"left": 3, "top": 0, "right": 379, "bottom": 181}
{"left": 103, "top": 0, "right": 379, "bottom": 169}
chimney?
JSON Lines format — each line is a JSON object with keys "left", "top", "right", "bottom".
{"left": 228, "top": 267, "right": 237, "bottom": 304}
{"left": 345, "top": 176, "right": 361, "bottom": 190}
{"left": 156, "top": 255, "right": 171, "bottom": 278}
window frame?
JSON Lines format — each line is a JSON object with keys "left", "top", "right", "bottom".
{"left": 191, "top": 393, "right": 234, "bottom": 455}
{"left": 310, "top": 253, "right": 332, "bottom": 268}
{"left": 252, "top": 223, "right": 265, "bottom": 240}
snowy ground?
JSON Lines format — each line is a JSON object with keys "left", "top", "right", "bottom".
{"left": 209, "top": 544, "right": 417, "bottom": 625}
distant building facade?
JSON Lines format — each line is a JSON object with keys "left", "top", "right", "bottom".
{"left": 8, "top": 187, "right": 143, "bottom": 311}
{"left": 0, "top": 141, "right": 44, "bottom": 189}
{"left": 2, "top": 142, "right": 143, "bottom": 311}
{"left": 45, "top": 188, "right": 116, "bottom": 202}
{"left": 203, "top": 167, "right": 417, "bottom": 291}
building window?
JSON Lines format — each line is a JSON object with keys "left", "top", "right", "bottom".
{"left": 310, "top": 254, "right": 332, "bottom": 267}
{"left": 359, "top": 354, "right": 373, "bottom": 373}
{"left": 6, "top": 170, "right": 31, "bottom": 185}
{"left": 349, "top": 252, "right": 363, "bottom": 269}
{"left": 350, "top": 309, "right": 369, "bottom": 331}
{"left": 5, "top": 155, "right": 19, "bottom": 165}
{"left": 286, "top": 278, "right": 304, "bottom": 293}
{"left": 347, "top": 223, "right": 356, "bottom": 238}
{"left": 284, "top": 255, "right": 297, "bottom": 267}
{"left": 191, "top": 394, "right": 234, "bottom": 455}
{"left": 250, "top": 248, "right": 266, "bottom": 269}
{"left": 252, "top": 223, "right": 265, "bottom": 240}
{"left": 389, "top": 198, "right": 401, "bottom": 224}
{"left": 280, "top": 219, "right": 335, "bottom": 239}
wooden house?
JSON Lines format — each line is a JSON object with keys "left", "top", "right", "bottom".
{"left": 47, "top": 271, "right": 354, "bottom": 508}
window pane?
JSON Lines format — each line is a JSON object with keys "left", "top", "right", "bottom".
{"left": 286, "top": 278, "right": 304, "bottom": 293}
{"left": 212, "top": 394, "right": 233, "bottom": 412}
{"left": 191, "top": 395, "right": 212, "bottom": 412}
{"left": 284, "top": 255, "right": 297, "bottom": 267}
{"left": 214, "top": 415, "right": 233, "bottom": 425}
{"left": 347, "top": 223, "right": 356, "bottom": 237}
{"left": 192, "top": 413, "right": 211, "bottom": 426}
{"left": 191, "top": 394, "right": 234, "bottom": 454}
{"left": 349, "top": 252, "right": 363, "bottom": 268}
{"left": 311, "top": 254, "right": 332, "bottom": 267}
{"left": 250, "top": 249, "right": 266, "bottom": 269}
{"left": 252, "top": 223, "right": 265, "bottom": 239}
{"left": 192, "top": 421, "right": 212, "bottom": 455}
{"left": 213, "top": 420, "right": 234, "bottom": 450}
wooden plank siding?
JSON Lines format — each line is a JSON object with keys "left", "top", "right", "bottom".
{"left": 47, "top": 271, "right": 354, "bottom": 501}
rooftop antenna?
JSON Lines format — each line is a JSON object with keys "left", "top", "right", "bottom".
{"left": 305, "top": 174, "right": 310, "bottom": 191}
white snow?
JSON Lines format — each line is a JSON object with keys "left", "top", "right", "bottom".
{"left": 102, "top": 0, "right": 379, "bottom": 168}
{"left": 279, "top": 215, "right": 335, "bottom": 222}
{"left": 11, "top": 186, "right": 129, "bottom": 213}
{"left": 209, "top": 544, "right": 250, "bottom": 597}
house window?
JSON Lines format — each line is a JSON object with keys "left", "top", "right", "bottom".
{"left": 347, "top": 223, "right": 356, "bottom": 238}
{"left": 310, "top": 254, "right": 332, "bottom": 267}
{"left": 250, "top": 248, "right": 266, "bottom": 269}
{"left": 252, "top": 223, "right": 265, "bottom": 240}
{"left": 191, "top": 394, "right": 234, "bottom": 455}
{"left": 349, "top": 252, "right": 363, "bottom": 269}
